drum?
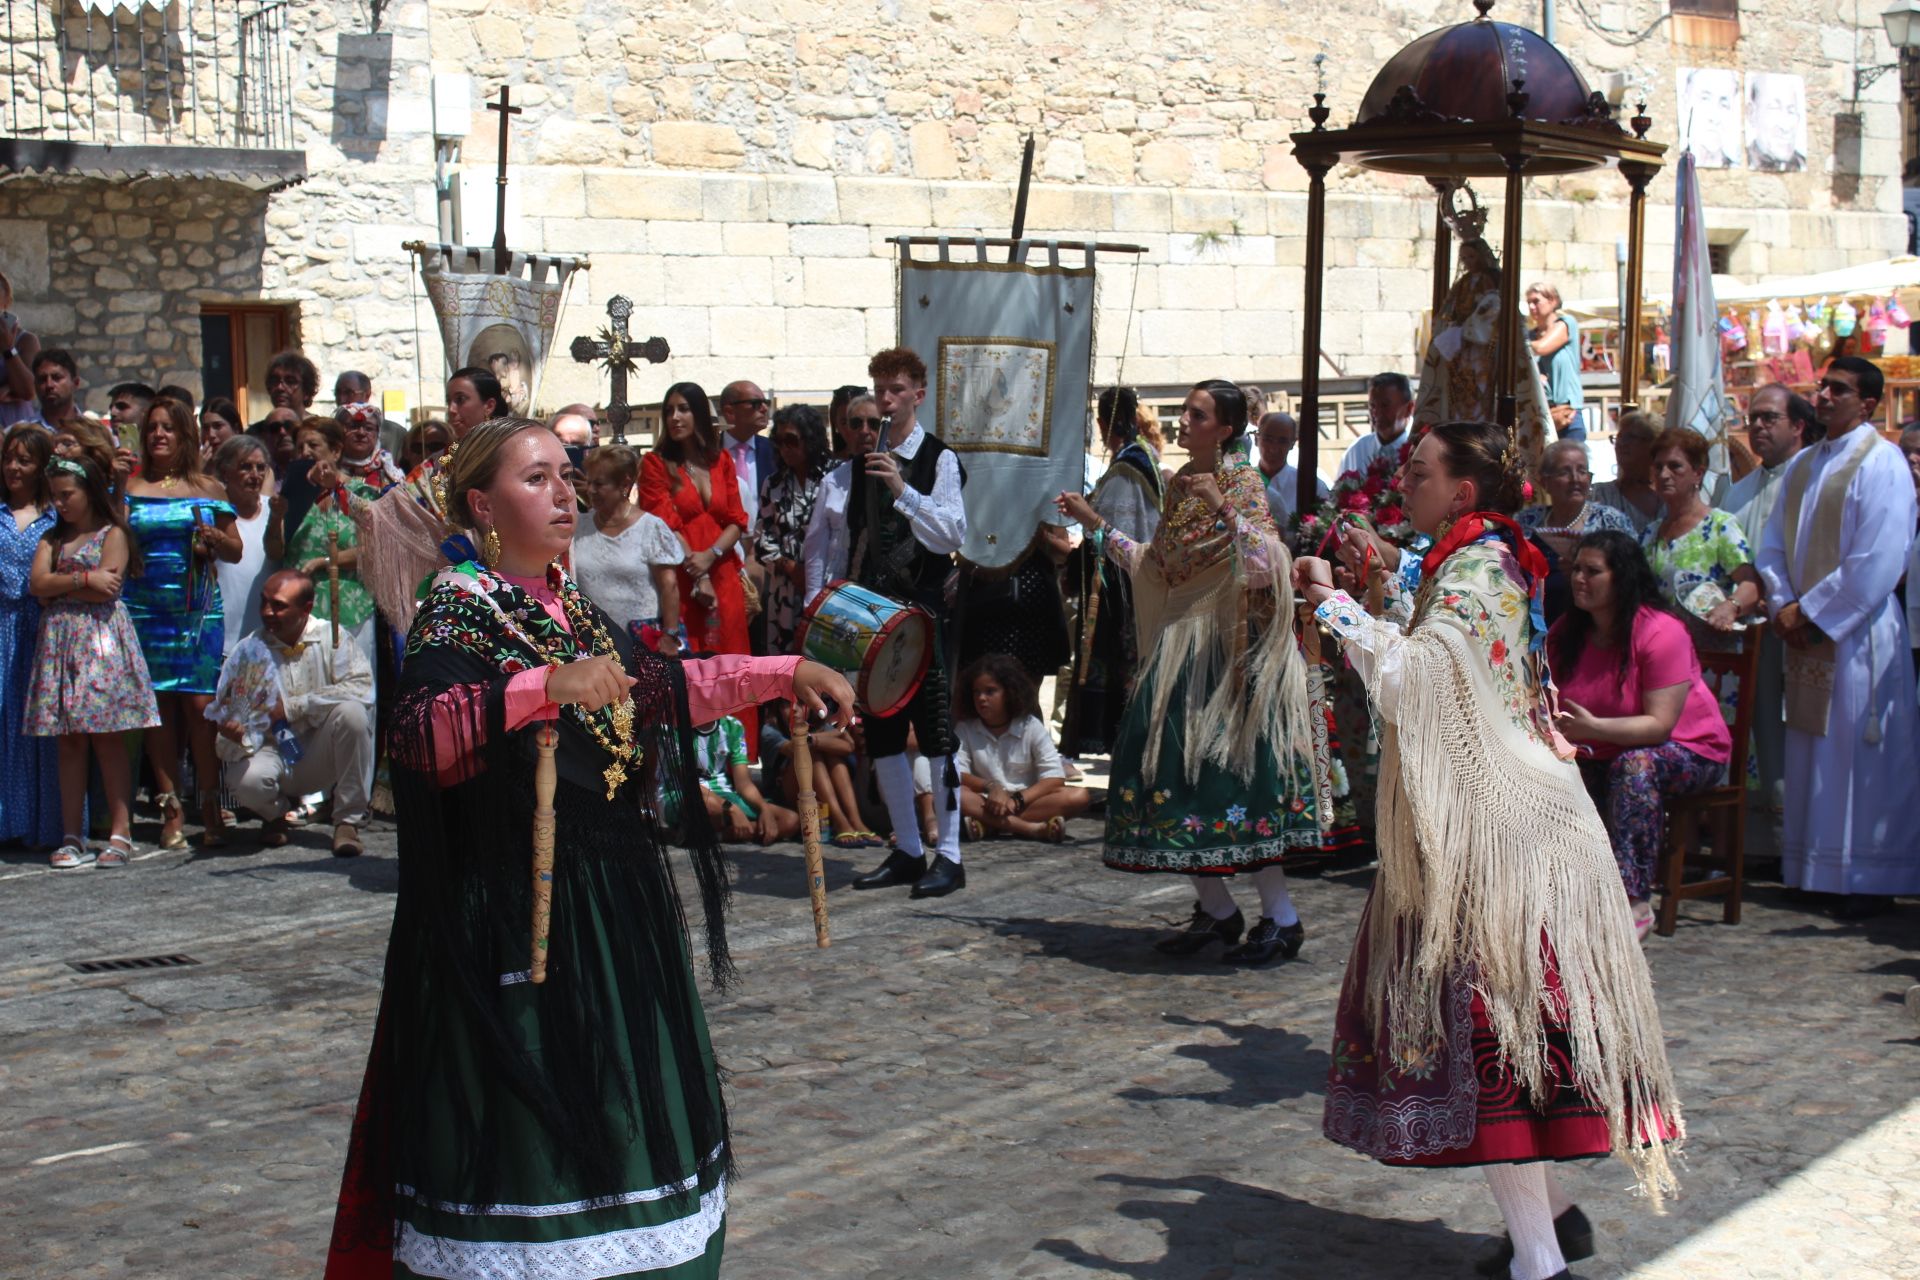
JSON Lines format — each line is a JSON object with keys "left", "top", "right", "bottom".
{"left": 796, "top": 581, "right": 934, "bottom": 718}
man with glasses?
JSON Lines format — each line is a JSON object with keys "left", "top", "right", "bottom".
{"left": 718, "top": 381, "right": 776, "bottom": 537}
{"left": 1717, "top": 383, "right": 1820, "bottom": 836}
{"left": 1756, "top": 356, "right": 1919, "bottom": 918}
{"left": 254, "top": 350, "right": 318, "bottom": 430}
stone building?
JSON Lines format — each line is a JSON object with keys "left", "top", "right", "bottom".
{"left": 0, "top": 0, "right": 1908, "bottom": 434}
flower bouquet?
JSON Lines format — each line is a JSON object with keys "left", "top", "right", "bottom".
{"left": 1288, "top": 431, "right": 1421, "bottom": 558}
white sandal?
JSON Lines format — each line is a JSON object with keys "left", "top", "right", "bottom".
{"left": 50, "top": 839, "right": 95, "bottom": 870}
{"left": 96, "top": 835, "right": 134, "bottom": 868}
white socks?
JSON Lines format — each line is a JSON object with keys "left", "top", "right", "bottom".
{"left": 873, "top": 753, "right": 962, "bottom": 864}
{"left": 874, "top": 754, "right": 923, "bottom": 860}
{"left": 1483, "top": 1163, "right": 1567, "bottom": 1280}
{"left": 1192, "top": 875, "right": 1237, "bottom": 920}
{"left": 928, "top": 754, "right": 961, "bottom": 864}
{"left": 1542, "top": 1165, "right": 1574, "bottom": 1219}
{"left": 1252, "top": 865, "right": 1301, "bottom": 926}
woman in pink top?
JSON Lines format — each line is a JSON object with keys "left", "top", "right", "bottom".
{"left": 324, "top": 417, "right": 855, "bottom": 1280}
{"left": 1550, "top": 530, "right": 1732, "bottom": 939}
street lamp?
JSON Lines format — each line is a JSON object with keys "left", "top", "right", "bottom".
{"left": 1857, "top": 0, "right": 1920, "bottom": 93}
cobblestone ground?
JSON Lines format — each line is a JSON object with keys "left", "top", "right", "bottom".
{"left": 1, "top": 814, "right": 1916, "bottom": 1279}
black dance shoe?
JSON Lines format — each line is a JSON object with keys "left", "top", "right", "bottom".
{"left": 851, "top": 849, "right": 927, "bottom": 890}
{"left": 1221, "top": 917, "right": 1304, "bottom": 964}
{"left": 909, "top": 854, "right": 966, "bottom": 898}
{"left": 1473, "top": 1205, "right": 1594, "bottom": 1276}
{"left": 1154, "top": 904, "right": 1245, "bottom": 955}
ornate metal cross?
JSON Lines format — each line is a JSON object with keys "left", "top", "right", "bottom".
{"left": 569, "top": 295, "right": 670, "bottom": 444}
{"left": 485, "top": 85, "right": 523, "bottom": 276}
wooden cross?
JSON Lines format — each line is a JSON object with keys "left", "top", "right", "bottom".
{"left": 569, "top": 295, "right": 671, "bottom": 445}
{"left": 486, "top": 85, "right": 523, "bottom": 275}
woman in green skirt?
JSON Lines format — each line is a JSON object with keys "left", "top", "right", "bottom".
{"left": 324, "top": 418, "right": 854, "bottom": 1279}
{"left": 1058, "top": 380, "right": 1321, "bottom": 965}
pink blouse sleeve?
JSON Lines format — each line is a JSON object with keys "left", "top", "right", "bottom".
{"left": 684, "top": 654, "right": 801, "bottom": 724}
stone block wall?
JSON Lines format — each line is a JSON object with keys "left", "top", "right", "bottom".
{"left": 0, "top": 0, "right": 1912, "bottom": 418}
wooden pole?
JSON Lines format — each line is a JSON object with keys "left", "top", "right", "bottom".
{"left": 1620, "top": 162, "right": 1658, "bottom": 414}
{"left": 1297, "top": 159, "right": 1332, "bottom": 518}
{"left": 1009, "top": 133, "right": 1035, "bottom": 247}
{"left": 790, "top": 707, "right": 831, "bottom": 948}
{"left": 530, "top": 723, "right": 558, "bottom": 983}
{"left": 1495, "top": 154, "right": 1527, "bottom": 429}
{"left": 326, "top": 528, "right": 341, "bottom": 650}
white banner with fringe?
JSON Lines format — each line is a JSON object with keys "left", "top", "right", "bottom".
{"left": 412, "top": 244, "right": 585, "bottom": 417}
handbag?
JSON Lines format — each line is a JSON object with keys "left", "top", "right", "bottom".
{"left": 740, "top": 562, "right": 762, "bottom": 619}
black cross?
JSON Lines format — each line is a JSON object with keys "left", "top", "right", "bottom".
{"left": 486, "top": 86, "right": 523, "bottom": 275}
{"left": 569, "top": 296, "right": 670, "bottom": 445}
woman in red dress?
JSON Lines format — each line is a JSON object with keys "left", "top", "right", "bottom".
{"left": 641, "top": 381, "right": 756, "bottom": 754}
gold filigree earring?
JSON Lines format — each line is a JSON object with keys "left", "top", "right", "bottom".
{"left": 481, "top": 526, "right": 502, "bottom": 567}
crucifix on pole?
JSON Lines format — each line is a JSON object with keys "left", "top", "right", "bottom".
{"left": 486, "top": 85, "right": 523, "bottom": 276}
{"left": 570, "top": 296, "right": 671, "bottom": 445}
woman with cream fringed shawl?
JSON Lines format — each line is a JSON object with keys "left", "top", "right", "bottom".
{"left": 1057, "top": 380, "right": 1322, "bottom": 966}
{"left": 1295, "top": 420, "right": 1682, "bottom": 1280}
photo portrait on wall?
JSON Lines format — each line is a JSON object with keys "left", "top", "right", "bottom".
{"left": 1746, "top": 72, "right": 1808, "bottom": 172}
{"left": 1677, "top": 67, "right": 1742, "bottom": 168}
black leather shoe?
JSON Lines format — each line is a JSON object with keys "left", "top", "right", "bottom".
{"left": 1474, "top": 1205, "right": 1594, "bottom": 1276}
{"left": 851, "top": 848, "right": 927, "bottom": 890}
{"left": 1155, "top": 904, "right": 1244, "bottom": 955}
{"left": 909, "top": 854, "right": 966, "bottom": 898}
{"left": 1221, "top": 916, "right": 1304, "bottom": 964}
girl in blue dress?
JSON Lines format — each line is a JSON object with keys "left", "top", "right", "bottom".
{"left": 124, "top": 397, "right": 242, "bottom": 848}
{"left": 0, "top": 425, "right": 59, "bottom": 849}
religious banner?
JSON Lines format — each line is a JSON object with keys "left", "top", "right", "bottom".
{"left": 896, "top": 238, "right": 1095, "bottom": 571}
{"left": 1666, "top": 151, "right": 1733, "bottom": 481}
{"left": 411, "top": 244, "right": 586, "bottom": 415}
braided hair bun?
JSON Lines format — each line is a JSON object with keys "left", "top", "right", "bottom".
{"left": 1431, "top": 420, "right": 1530, "bottom": 516}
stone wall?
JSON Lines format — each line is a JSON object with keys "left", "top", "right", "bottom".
{"left": 0, "top": 0, "right": 1912, "bottom": 418}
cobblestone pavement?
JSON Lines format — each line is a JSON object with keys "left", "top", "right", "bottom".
{"left": 1, "top": 814, "right": 1916, "bottom": 1279}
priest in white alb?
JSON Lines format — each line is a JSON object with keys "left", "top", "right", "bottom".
{"left": 1756, "top": 356, "right": 1920, "bottom": 916}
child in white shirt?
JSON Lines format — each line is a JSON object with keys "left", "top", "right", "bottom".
{"left": 953, "top": 655, "right": 1091, "bottom": 843}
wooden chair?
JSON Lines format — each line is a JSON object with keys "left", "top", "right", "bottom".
{"left": 1656, "top": 621, "right": 1765, "bottom": 936}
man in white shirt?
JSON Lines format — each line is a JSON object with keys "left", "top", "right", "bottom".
{"left": 806, "top": 348, "right": 970, "bottom": 898}
{"left": 718, "top": 381, "right": 776, "bottom": 537}
{"left": 1255, "top": 411, "right": 1330, "bottom": 526}
{"left": 1718, "top": 383, "right": 1820, "bottom": 826}
{"left": 1756, "top": 357, "right": 1919, "bottom": 916}
{"left": 216, "top": 570, "right": 377, "bottom": 857}
{"left": 1339, "top": 372, "right": 1414, "bottom": 477}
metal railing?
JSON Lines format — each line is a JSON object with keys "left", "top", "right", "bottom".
{"left": 1, "top": 0, "right": 297, "bottom": 151}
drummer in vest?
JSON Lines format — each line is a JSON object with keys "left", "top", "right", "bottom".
{"left": 801, "top": 346, "right": 970, "bottom": 897}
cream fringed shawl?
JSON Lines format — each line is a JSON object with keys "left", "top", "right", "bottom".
{"left": 1124, "top": 459, "right": 1313, "bottom": 787}
{"left": 1336, "top": 547, "right": 1683, "bottom": 1203}
{"left": 361, "top": 461, "right": 455, "bottom": 633}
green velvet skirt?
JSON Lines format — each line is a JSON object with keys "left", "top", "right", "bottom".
{"left": 1101, "top": 660, "right": 1321, "bottom": 875}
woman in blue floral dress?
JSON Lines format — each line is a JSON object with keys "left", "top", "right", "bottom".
{"left": 1059, "top": 380, "right": 1321, "bottom": 965}
{"left": 0, "top": 425, "right": 60, "bottom": 848}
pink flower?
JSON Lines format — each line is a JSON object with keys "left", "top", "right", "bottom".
{"left": 1490, "top": 638, "right": 1508, "bottom": 665}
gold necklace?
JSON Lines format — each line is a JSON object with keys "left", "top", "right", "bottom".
{"left": 479, "top": 565, "right": 641, "bottom": 799}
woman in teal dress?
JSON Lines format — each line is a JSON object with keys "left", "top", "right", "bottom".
{"left": 124, "top": 397, "right": 242, "bottom": 847}
{"left": 1058, "top": 380, "right": 1321, "bottom": 965}
{"left": 1, "top": 425, "right": 60, "bottom": 848}
{"left": 323, "top": 419, "right": 857, "bottom": 1280}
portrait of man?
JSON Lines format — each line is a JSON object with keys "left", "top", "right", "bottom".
{"left": 1746, "top": 72, "right": 1808, "bottom": 173}
{"left": 1677, "top": 67, "right": 1742, "bottom": 169}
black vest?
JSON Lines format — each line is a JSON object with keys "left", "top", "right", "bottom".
{"left": 847, "top": 433, "right": 963, "bottom": 611}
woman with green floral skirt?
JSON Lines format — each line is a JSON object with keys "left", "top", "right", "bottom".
{"left": 1058, "top": 380, "right": 1321, "bottom": 965}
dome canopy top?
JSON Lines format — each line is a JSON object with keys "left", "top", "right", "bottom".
{"left": 1355, "top": 14, "right": 1597, "bottom": 129}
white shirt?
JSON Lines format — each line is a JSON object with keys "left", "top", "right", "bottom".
{"left": 1717, "top": 457, "right": 1790, "bottom": 548}
{"left": 1340, "top": 424, "right": 1410, "bottom": 477}
{"left": 954, "top": 714, "right": 1065, "bottom": 790}
{"left": 801, "top": 419, "right": 967, "bottom": 601}
{"left": 217, "top": 505, "right": 272, "bottom": 659}
{"left": 725, "top": 433, "right": 761, "bottom": 536}
{"left": 573, "top": 509, "right": 685, "bottom": 627}
{"left": 1263, "top": 463, "right": 1330, "bottom": 526}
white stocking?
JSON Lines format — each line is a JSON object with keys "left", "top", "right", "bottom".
{"left": 1541, "top": 1165, "right": 1574, "bottom": 1219}
{"left": 873, "top": 754, "right": 924, "bottom": 860}
{"left": 1251, "top": 865, "right": 1301, "bottom": 926}
{"left": 1483, "top": 1163, "right": 1566, "bottom": 1280}
{"left": 927, "top": 753, "right": 961, "bottom": 864}
{"left": 1192, "top": 875, "right": 1237, "bottom": 920}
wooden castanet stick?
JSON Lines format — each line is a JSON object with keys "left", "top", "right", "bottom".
{"left": 326, "top": 528, "right": 342, "bottom": 649}
{"left": 530, "top": 723, "right": 559, "bottom": 983}
{"left": 1299, "top": 602, "right": 1323, "bottom": 666}
{"left": 789, "top": 706, "right": 831, "bottom": 948}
